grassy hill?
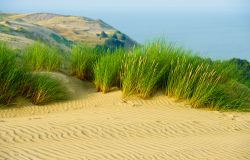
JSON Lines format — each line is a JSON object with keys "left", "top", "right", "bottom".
{"left": 0, "top": 13, "right": 137, "bottom": 50}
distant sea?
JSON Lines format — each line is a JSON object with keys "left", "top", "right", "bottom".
{"left": 84, "top": 11, "right": 250, "bottom": 61}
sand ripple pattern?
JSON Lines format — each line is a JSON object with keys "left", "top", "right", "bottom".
{"left": 0, "top": 74, "right": 250, "bottom": 160}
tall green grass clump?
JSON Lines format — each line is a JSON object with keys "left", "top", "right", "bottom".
{"left": 0, "top": 42, "right": 68, "bottom": 106}
{"left": 23, "top": 42, "right": 62, "bottom": 71}
{"left": 94, "top": 49, "right": 125, "bottom": 93}
{"left": 165, "top": 56, "right": 222, "bottom": 107}
{"left": 157, "top": 43, "right": 249, "bottom": 110}
{"left": 214, "top": 59, "right": 250, "bottom": 88}
{"left": 23, "top": 73, "right": 69, "bottom": 105}
{"left": 120, "top": 42, "right": 189, "bottom": 98}
{"left": 209, "top": 81, "right": 250, "bottom": 111}
{"left": 140, "top": 41, "right": 194, "bottom": 88}
{"left": 71, "top": 44, "right": 98, "bottom": 80}
{"left": 121, "top": 48, "right": 166, "bottom": 98}
{"left": 120, "top": 40, "right": 249, "bottom": 110}
{"left": 0, "top": 42, "right": 27, "bottom": 104}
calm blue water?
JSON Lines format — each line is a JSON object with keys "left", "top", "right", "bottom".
{"left": 84, "top": 11, "right": 250, "bottom": 61}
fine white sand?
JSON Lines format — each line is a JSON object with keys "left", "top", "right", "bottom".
{"left": 0, "top": 73, "right": 250, "bottom": 160}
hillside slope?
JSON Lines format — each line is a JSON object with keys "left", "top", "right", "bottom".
{"left": 0, "top": 13, "right": 137, "bottom": 50}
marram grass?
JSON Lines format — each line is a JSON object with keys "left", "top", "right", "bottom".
{"left": 165, "top": 56, "right": 222, "bottom": 108}
{"left": 0, "top": 42, "right": 68, "bottom": 106}
{"left": 23, "top": 42, "right": 63, "bottom": 71}
{"left": 23, "top": 73, "right": 69, "bottom": 105}
{"left": 94, "top": 49, "right": 125, "bottom": 93}
{"left": 94, "top": 41, "right": 249, "bottom": 110}
{"left": 0, "top": 42, "right": 26, "bottom": 104}
{"left": 121, "top": 48, "right": 166, "bottom": 98}
{"left": 1, "top": 40, "right": 249, "bottom": 111}
{"left": 71, "top": 43, "right": 98, "bottom": 80}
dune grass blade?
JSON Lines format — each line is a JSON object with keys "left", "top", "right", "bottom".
{"left": 140, "top": 40, "right": 249, "bottom": 110}
{"left": 23, "top": 42, "right": 62, "bottom": 71}
{"left": 164, "top": 52, "right": 223, "bottom": 108}
{"left": 121, "top": 48, "right": 166, "bottom": 98}
{"left": 71, "top": 44, "right": 97, "bottom": 80}
{"left": 0, "top": 41, "right": 68, "bottom": 106}
{"left": 94, "top": 49, "right": 124, "bottom": 93}
{"left": 0, "top": 42, "right": 27, "bottom": 104}
{"left": 24, "top": 74, "right": 69, "bottom": 105}
{"left": 209, "top": 81, "right": 250, "bottom": 111}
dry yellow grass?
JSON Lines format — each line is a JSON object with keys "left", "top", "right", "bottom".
{"left": 0, "top": 32, "right": 34, "bottom": 49}
{"left": 6, "top": 13, "right": 117, "bottom": 45}
{"left": 0, "top": 13, "right": 137, "bottom": 49}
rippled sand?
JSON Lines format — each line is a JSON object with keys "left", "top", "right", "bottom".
{"left": 0, "top": 73, "right": 250, "bottom": 160}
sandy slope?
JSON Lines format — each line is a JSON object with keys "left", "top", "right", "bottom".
{"left": 0, "top": 73, "right": 250, "bottom": 160}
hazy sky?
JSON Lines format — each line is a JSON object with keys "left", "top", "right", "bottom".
{"left": 0, "top": 0, "right": 249, "bottom": 14}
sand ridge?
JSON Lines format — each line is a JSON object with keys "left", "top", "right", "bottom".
{"left": 0, "top": 73, "right": 250, "bottom": 160}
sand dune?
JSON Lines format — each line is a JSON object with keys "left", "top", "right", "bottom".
{"left": 0, "top": 73, "right": 250, "bottom": 160}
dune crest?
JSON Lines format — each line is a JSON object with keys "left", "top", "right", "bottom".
{"left": 0, "top": 73, "right": 250, "bottom": 160}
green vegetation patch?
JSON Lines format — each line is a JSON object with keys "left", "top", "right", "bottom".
{"left": 0, "top": 24, "right": 15, "bottom": 34}
{"left": 94, "top": 49, "right": 125, "bottom": 93}
{"left": 50, "top": 33, "right": 73, "bottom": 47}
{"left": 0, "top": 41, "right": 68, "bottom": 106}
{"left": 121, "top": 49, "right": 166, "bottom": 98}
{"left": 23, "top": 42, "right": 63, "bottom": 71}
{"left": 71, "top": 43, "right": 98, "bottom": 80}
{"left": 1, "top": 38, "right": 248, "bottom": 111}
{"left": 73, "top": 40, "right": 249, "bottom": 111}
{"left": 0, "top": 42, "right": 26, "bottom": 104}
{"left": 23, "top": 73, "right": 69, "bottom": 105}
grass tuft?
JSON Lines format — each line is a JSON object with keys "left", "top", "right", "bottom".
{"left": 71, "top": 44, "right": 98, "bottom": 80}
{"left": 23, "top": 42, "right": 63, "bottom": 71}
{"left": 0, "top": 42, "right": 27, "bottom": 104}
{"left": 0, "top": 41, "right": 68, "bottom": 106}
{"left": 121, "top": 48, "right": 166, "bottom": 98}
{"left": 94, "top": 49, "right": 125, "bottom": 93}
{"left": 23, "top": 73, "right": 69, "bottom": 105}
